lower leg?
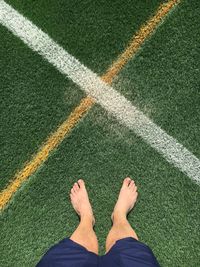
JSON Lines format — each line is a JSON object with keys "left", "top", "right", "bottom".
{"left": 105, "top": 177, "right": 139, "bottom": 253}
{"left": 69, "top": 180, "right": 98, "bottom": 254}
{"left": 105, "top": 214, "right": 138, "bottom": 253}
{"left": 70, "top": 216, "right": 98, "bottom": 254}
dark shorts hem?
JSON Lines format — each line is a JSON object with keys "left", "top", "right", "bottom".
{"left": 36, "top": 236, "right": 160, "bottom": 267}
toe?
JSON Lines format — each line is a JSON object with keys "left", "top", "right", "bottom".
{"left": 123, "top": 177, "right": 131, "bottom": 187}
{"left": 78, "top": 179, "right": 85, "bottom": 188}
{"left": 129, "top": 180, "right": 135, "bottom": 188}
{"left": 74, "top": 182, "right": 79, "bottom": 192}
{"left": 70, "top": 193, "right": 76, "bottom": 203}
{"left": 132, "top": 185, "right": 138, "bottom": 194}
{"left": 71, "top": 188, "right": 76, "bottom": 195}
{"left": 134, "top": 186, "right": 138, "bottom": 192}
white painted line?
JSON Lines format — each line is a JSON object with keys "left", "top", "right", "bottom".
{"left": 0, "top": 0, "right": 199, "bottom": 184}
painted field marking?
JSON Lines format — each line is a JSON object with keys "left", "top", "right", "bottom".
{"left": 1, "top": 0, "right": 199, "bottom": 211}
{"left": 0, "top": 97, "right": 95, "bottom": 210}
{"left": 0, "top": 1, "right": 180, "bottom": 211}
{"left": 0, "top": 0, "right": 179, "bottom": 210}
{"left": 101, "top": 0, "right": 180, "bottom": 83}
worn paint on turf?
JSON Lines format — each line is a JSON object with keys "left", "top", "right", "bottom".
{"left": 0, "top": 0, "right": 186, "bottom": 211}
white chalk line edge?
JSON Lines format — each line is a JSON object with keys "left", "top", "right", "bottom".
{"left": 0, "top": 0, "right": 199, "bottom": 184}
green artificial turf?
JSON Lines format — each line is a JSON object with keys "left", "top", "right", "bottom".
{"left": 0, "top": 0, "right": 162, "bottom": 189}
{"left": 1, "top": 104, "right": 200, "bottom": 267}
{"left": 5, "top": 0, "right": 162, "bottom": 75}
{"left": 0, "top": 25, "right": 85, "bottom": 190}
{"left": 1, "top": 0, "right": 200, "bottom": 267}
{"left": 114, "top": 0, "right": 200, "bottom": 158}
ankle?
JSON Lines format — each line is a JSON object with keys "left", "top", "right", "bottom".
{"left": 80, "top": 214, "right": 95, "bottom": 226}
{"left": 112, "top": 211, "right": 128, "bottom": 225}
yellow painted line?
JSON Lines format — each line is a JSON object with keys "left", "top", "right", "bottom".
{"left": 0, "top": 0, "right": 179, "bottom": 211}
{"left": 0, "top": 97, "right": 95, "bottom": 210}
{"left": 101, "top": 0, "right": 179, "bottom": 84}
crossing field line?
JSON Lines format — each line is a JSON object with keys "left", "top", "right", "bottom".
{"left": 1, "top": 0, "right": 198, "bottom": 211}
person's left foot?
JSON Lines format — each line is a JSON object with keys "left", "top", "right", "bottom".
{"left": 70, "top": 179, "right": 95, "bottom": 225}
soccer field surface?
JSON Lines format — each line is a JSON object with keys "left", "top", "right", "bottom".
{"left": 0, "top": 0, "right": 200, "bottom": 266}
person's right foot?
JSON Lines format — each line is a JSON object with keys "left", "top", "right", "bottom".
{"left": 112, "top": 177, "right": 138, "bottom": 222}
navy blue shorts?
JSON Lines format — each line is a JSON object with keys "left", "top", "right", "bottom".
{"left": 36, "top": 237, "right": 160, "bottom": 267}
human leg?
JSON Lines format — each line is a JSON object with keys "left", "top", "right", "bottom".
{"left": 36, "top": 179, "right": 98, "bottom": 267}
{"left": 70, "top": 179, "right": 99, "bottom": 255}
{"left": 105, "top": 177, "right": 138, "bottom": 253}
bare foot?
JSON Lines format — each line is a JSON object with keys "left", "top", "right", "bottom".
{"left": 70, "top": 179, "right": 95, "bottom": 225}
{"left": 112, "top": 177, "right": 138, "bottom": 222}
